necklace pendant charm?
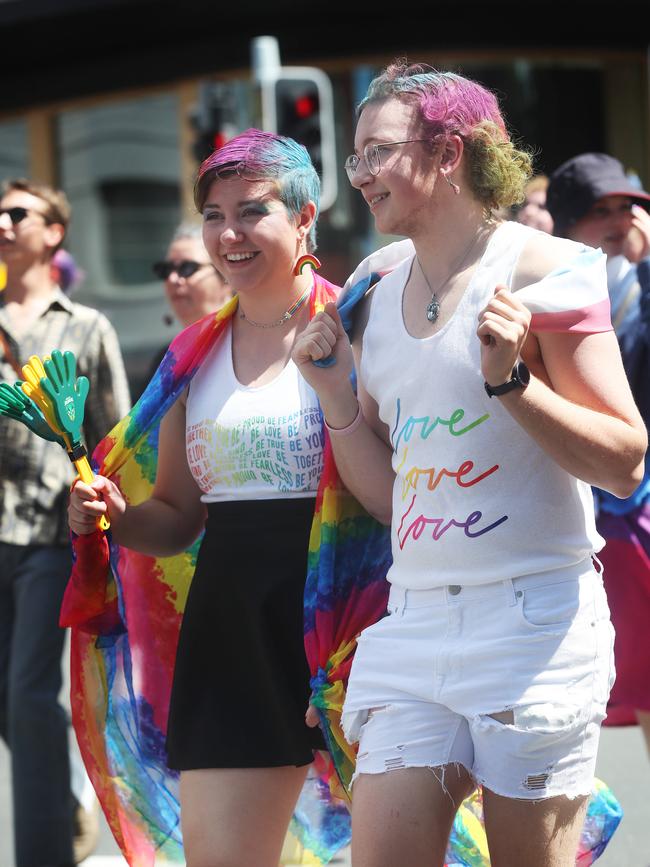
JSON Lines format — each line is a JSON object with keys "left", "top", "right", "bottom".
{"left": 426, "top": 297, "right": 440, "bottom": 322}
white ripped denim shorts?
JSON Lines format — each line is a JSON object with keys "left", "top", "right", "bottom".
{"left": 342, "top": 557, "right": 615, "bottom": 800}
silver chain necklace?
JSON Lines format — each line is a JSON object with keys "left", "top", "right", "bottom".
{"left": 238, "top": 285, "right": 311, "bottom": 329}
{"left": 418, "top": 229, "right": 487, "bottom": 323}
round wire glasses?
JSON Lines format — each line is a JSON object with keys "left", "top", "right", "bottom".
{"left": 344, "top": 139, "right": 429, "bottom": 183}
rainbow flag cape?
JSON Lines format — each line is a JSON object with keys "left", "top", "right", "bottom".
{"left": 61, "top": 252, "right": 620, "bottom": 866}
{"left": 60, "top": 272, "right": 391, "bottom": 865}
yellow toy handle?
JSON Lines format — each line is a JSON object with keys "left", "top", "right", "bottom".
{"left": 20, "top": 356, "right": 109, "bottom": 533}
{"left": 73, "top": 459, "right": 110, "bottom": 532}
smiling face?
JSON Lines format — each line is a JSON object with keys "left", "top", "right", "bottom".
{"left": 567, "top": 195, "right": 634, "bottom": 257}
{"left": 201, "top": 176, "right": 315, "bottom": 297}
{"left": 0, "top": 189, "right": 64, "bottom": 267}
{"left": 350, "top": 97, "right": 439, "bottom": 238}
{"left": 163, "top": 236, "right": 231, "bottom": 327}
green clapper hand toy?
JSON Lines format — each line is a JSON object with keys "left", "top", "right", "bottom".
{"left": 0, "top": 349, "right": 109, "bottom": 531}
{"left": 0, "top": 382, "right": 67, "bottom": 446}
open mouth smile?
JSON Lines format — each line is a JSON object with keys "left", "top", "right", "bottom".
{"left": 224, "top": 252, "right": 259, "bottom": 263}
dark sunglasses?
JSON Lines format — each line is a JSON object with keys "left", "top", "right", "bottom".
{"left": 152, "top": 259, "right": 211, "bottom": 280}
{"left": 0, "top": 206, "right": 51, "bottom": 225}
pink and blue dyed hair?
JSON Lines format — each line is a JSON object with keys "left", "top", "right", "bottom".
{"left": 194, "top": 128, "right": 320, "bottom": 251}
{"left": 358, "top": 62, "right": 507, "bottom": 142}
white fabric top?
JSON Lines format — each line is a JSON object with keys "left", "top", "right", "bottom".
{"left": 360, "top": 221, "right": 603, "bottom": 589}
{"left": 186, "top": 324, "right": 324, "bottom": 501}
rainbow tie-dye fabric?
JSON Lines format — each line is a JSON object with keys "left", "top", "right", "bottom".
{"left": 60, "top": 272, "right": 391, "bottom": 865}
{"left": 61, "top": 253, "right": 621, "bottom": 866}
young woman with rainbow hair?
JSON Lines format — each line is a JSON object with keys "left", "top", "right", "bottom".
{"left": 67, "top": 128, "right": 367, "bottom": 866}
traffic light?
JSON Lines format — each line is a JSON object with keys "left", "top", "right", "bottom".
{"left": 274, "top": 78, "right": 323, "bottom": 176}
{"left": 260, "top": 67, "right": 338, "bottom": 212}
{"left": 189, "top": 84, "right": 235, "bottom": 164}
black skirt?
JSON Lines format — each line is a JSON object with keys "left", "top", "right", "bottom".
{"left": 165, "top": 497, "right": 325, "bottom": 770}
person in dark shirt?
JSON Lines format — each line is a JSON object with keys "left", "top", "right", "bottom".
{"left": 548, "top": 152, "right": 650, "bottom": 751}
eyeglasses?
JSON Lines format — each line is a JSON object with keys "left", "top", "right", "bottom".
{"left": 152, "top": 260, "right": 212, "bottom": 280}
{"left": 344, "top": 139, "right": 430, "bottom": 182}
{"left": 210, "top": 161, "right": 275, "bottom": 183}
{"left": 0, "top": 206, "right": 51, "bottom": 225}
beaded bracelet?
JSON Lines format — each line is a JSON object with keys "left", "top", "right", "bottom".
{"left": 324, "top": 402, "right": 363, "bottom": 436}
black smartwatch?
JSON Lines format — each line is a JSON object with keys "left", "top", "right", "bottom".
{"left": 484, "top": 360, "right": 530, "bottom": 398}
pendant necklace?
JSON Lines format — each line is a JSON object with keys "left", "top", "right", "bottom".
{"left": 419, "top": 228, "right": 487, "bottom": 323}
{"left": 239, "top": 284, "right": 311, "bottom": 329}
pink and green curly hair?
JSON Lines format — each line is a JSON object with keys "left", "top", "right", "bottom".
{"left": 359, "top": 61, "right": 532, "bottom": 211}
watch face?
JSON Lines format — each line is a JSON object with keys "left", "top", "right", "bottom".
{"left": 515, "top": 361, "right": 531, "bottom": 387}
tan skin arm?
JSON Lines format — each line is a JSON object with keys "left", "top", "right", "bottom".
{"left": 493, "top": 322, "right": 646, "bottom": 498}
{"left": 479, "top": 233, "right": 647, "bottom": 498}
{"left": 68, "top": 394, "right": 207, "bottom": 556}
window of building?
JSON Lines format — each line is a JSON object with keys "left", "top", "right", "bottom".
{"left": 56, "top": 92, "right": 181, "bottom": 297}
{"left": 101, "top": 180, "right": 180, "bottom": 285}
{"left": 0, "top": 119, "right": 28, "bottom": 182}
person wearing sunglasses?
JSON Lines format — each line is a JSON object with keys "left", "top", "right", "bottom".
{"left": 153, "top": 223, "right": 231, "bottom": 330}
{"left": 67, "top": 130, "right": 356, "bottom": 866}
{"left": 294, "top": 62, "right": 646, "bottom": 867}
{"left": 142, "top": 224, "right": 232, "bottom": 393}
{"left": 0, "top": 178, "right": 131, "bottom": 867}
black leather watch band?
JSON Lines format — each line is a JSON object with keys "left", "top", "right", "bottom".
{"left": 484, "top": 360, "right": 530, "bottom": 398}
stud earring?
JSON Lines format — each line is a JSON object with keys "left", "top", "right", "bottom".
{"left": 294, "top": 254, "right": 322, "bottom": 276}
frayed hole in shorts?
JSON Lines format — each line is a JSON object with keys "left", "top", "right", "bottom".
{"left": 479, "top": 703, "right": 580, "bottom": 733}
{"left": 523, "top": 771, "right": 552, "bottom": 791}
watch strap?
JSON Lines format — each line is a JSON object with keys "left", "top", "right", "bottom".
{"left": 484, "top": 361, "right": 529, "bottom": 398}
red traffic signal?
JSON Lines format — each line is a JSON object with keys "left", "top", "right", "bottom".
{"left": 274, "top": 79, "right": 323, "bottom": 174}
{"left": 189, "top": 84, "right": 235, "bottom": 164}
{"left": 294, "top": 94, "right": 318, "bottom": 119}
{"left": 260, "top": 67, "right": 338, "bottom": 211}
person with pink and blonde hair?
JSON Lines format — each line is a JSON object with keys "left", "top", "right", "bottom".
{"left": 294, "top": 62, "right": 646, "bottom": 866}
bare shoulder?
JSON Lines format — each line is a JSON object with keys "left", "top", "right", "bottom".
{"left": 511, "top": 230, "right": 589, "bottom": 292}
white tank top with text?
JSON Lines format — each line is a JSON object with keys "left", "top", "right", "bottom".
{"left": 360, "top": 221, "right": 603, "bottom": 589}
{"left": 186, "top": 325, "right": 324, "bottom": 501}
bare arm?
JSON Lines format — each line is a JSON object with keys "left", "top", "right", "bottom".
{"left": 292, "top": 300, "right": 395, "bottom": 524}
{"left": 497, "top": 328, "right": 645, "bottom": 496}
{"left": 479, "top": 234, "right": 647, "bottom": 498}
{"left": 68, "top": 395, "right": 207, "bottom": 555}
